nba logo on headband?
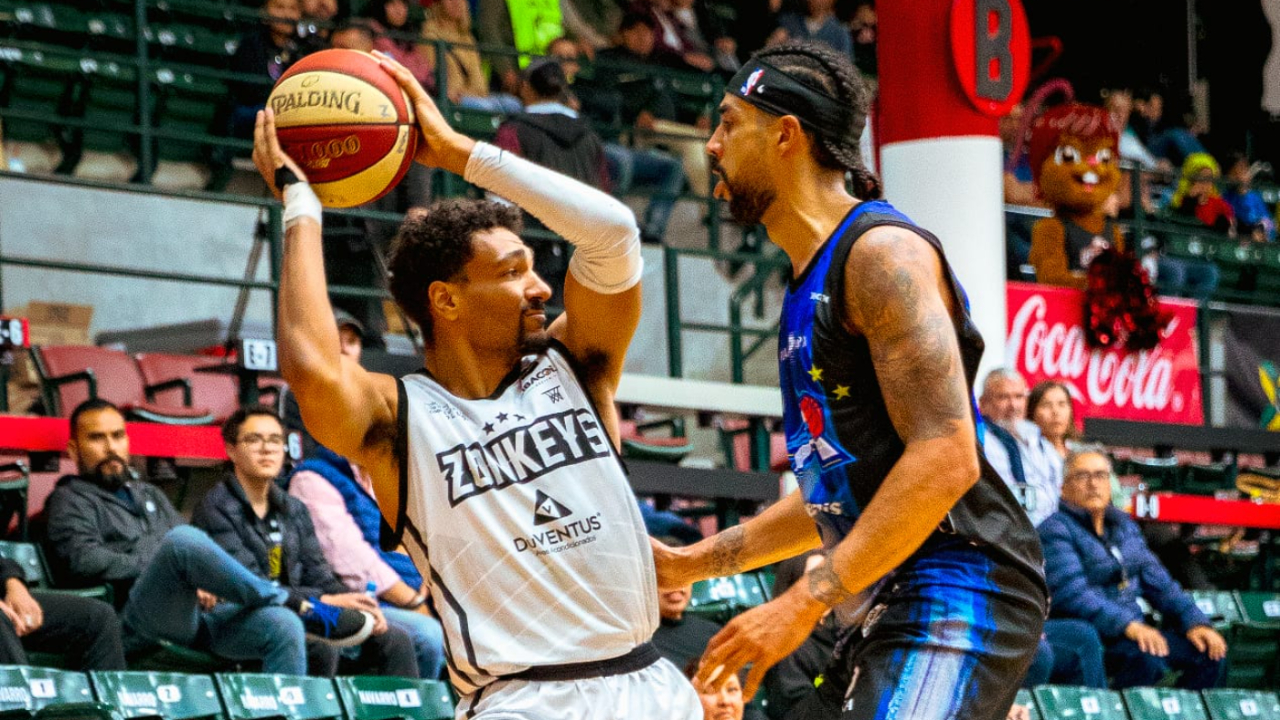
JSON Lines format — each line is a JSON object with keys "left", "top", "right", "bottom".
{"left": 741, "top": 68, "right": 764, "bottom": 96}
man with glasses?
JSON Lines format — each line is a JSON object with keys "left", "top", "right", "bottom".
{"left": 1038, "top": 447, "right": 1227, "bottom": 689}
{"left": 46, "top": 399, "right": 375, "bottom": 675}
{"left": 193, "top": 407, "right": 417, "bottom": 678}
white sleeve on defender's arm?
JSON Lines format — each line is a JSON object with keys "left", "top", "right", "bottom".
{"left": 463, "top": 141, "right": 643, "bottom": 294}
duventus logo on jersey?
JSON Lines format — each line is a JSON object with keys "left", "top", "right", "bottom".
{"left": 514, "top": 490, "right": 603, "bottom": 556}
{"left": 438, "top": 408, "right": 612, "bottom": 506}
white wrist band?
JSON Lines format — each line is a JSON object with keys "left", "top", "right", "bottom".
{"left": 283, "top": 182, "right": 323, "bottom": 231}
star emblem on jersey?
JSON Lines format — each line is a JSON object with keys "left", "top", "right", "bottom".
{"left": 832, "top": 385, "right": 850, "bottom": 400}
{"left": 533, "top": 490, "right": 573, "bottom": 525}
{"left": 496, "top": 412, "right": 509, "bottom": 423}
{"left": 482, "top": 422, "right": 495, "bottom": 434}
{"left": 808, "top": 365, "right": 823, "bottom": 382}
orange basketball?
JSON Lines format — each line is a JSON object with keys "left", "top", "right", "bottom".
{"left": 268, "top": 49, "right": 418, "bottom": 208}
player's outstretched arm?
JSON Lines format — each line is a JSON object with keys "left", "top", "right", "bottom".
{"left": 253, "top": 110, "right": 399, "bottom": 475}
{"left": 652, "top": 489, "right": 820, "bottom": 589}
{"left": 377, "top": 53, "right": 642, "bottom": 409}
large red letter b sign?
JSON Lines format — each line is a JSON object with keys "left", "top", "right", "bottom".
{"left": 950, "top": 0, "right": 1029, "bottom": 116}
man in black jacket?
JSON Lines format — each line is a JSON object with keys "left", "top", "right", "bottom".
{"left": 193, "top": 406, "right": 417, "bottom": 678}
{"left": 0, "top": 556, "right": 124, "bottom": 670}
{"left": 45, "top": 399, "right": 373, "bottom": 675}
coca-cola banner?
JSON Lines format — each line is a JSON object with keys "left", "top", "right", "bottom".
{"left": 1005, "top": 282, "right": 1203, "bottom": 425}
{"left": 1221, "top": 304, "right": 1280, "bottom": 430}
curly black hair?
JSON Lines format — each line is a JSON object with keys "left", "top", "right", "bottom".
{"left": 387, "top": 198, "right": 524, "bottom": 340}
{"left": 749, "top": 41, "right": 881, "bottom": 200}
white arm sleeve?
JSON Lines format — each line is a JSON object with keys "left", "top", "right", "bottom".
{"left": 464, "top": 141, "right": 643, "bottom": 295}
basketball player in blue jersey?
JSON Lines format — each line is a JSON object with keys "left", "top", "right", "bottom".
{"left": 652, "top": 42, "right": 1047, "bottom": 719}
{"left": 251, "top": 53, "right": 699, "bottom": 719}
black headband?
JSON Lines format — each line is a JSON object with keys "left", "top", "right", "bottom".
{"left": 728, "top": 59, "right": 849, "bottom": 142}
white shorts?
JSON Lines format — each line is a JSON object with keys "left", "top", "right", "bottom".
{"left": 455, "top": 657, "right": 702, "bottom": 720}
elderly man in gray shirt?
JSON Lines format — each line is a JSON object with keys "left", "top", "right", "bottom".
{"left": 979, "top": 368, "right": 1063, "bottom": 527}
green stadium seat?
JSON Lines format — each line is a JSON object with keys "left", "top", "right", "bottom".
{"left": 0, "top": 666, "right": 111, "bottom": 720}
{"left": 1223, "top": 623, "right": 1280, "bottom": 689}
{"left": 214, "top": 675, "right": 340, "bottom": 720}
{"left": 0, "top": 462, "right": 29, "bottom": 540}
{"left": 1032, "top": 686, "right": 1128, "bottom": 720}
{"left": 446, "top": 108, "right": 502, "bottom": 139}
{"left": 1015, "top": 689, "right": 1041, "bottom": 720}
{"left": 150, "top": 65, "right": 228, "bottom": 168}
{"left": 0, "top": 43, "right": 79, "bottom": 149}
{"left": 89, "top": 672, "right": 224, "bottom": 720}
{"left": 0, "top": 541, "right": 111, "bottom": 604}
{"left": 1190, "top": 590, "right": 1244, "bottom": 631}
{"left": 686, "top": 572, "right": 768, "bottom": 622}
{"left": 75, "top": 56, "right": 139, "bottom": 158}
{"left": 1202, "top": 689, "right": 1280, "bottom": 720}
{"left": 1177, "top": 463, "right": 1237, "bottom": 496}
{"left": 1237, "top": 592, "right": 1280, "bottom": 628}
{"left": 1125, "top": 456, "right": 1181, "bottom": 491}
{"left": 1122, "top": 688, "right": 1208, "bottom": 720}
{"left": 333, "top": 677, "right": 452, "bottom": 720}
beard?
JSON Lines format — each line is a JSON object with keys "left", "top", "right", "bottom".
{"left": 713, "top": 158, "right": 776, "bottom": 226}
{"left": 517, "top": 297, "right": 551, "bottom": 355}
{"left": 80, "top": 455, "right": 132, "bottom": 491}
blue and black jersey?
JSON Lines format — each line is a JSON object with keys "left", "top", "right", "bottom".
{"left": 778, "top": 200, "right": 1045, "bottom": 588}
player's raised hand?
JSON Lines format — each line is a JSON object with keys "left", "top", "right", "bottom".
{"left": 252, "top": 108, "right": 308, "bottom": 199}
{"left": 374, "top": 50, "right": 476, "bottom": 175}
{"left": 696, "top": 592, "right": 826, "bottom": 701}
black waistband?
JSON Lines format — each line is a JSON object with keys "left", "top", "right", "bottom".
{"left": 505, "top": 642, "right": 660, "bottom": 683}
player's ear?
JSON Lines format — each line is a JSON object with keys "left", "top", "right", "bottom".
{"left": 776, "top": 115, "right": 805, "bottom": 156}
{"left": 428, "top": 280, "right": 461, "bottom": 323}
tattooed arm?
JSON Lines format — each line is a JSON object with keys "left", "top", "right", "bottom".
{"left": 790, "top": 227, "right": 980, "bottom": 610}
{"left": 652, "top": 490, "right": 821, "bottom": 588}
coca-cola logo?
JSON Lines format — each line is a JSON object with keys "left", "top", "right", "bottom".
{"left": 1007, "top": 293, "right": 1181, "bottom": 413}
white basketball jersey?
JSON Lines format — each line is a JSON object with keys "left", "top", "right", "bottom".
{"left": 396, "top": 345, "right": 659, "bottom": 694}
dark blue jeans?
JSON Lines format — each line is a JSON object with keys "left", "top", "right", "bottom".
{"left": 1023, "top": 619, "right": 1107, "bottom": 688}
{"left": 120, "top": 526, "right": 306, "bottom": 674}
{"left": 1105, "top": 630, "right": 1224, "bottom": 690}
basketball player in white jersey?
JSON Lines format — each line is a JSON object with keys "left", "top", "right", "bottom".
{"left": 251, "top": 52, "right": 700, "bottom": 720}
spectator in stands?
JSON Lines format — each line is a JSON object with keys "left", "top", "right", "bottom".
{"left": 1038, "top": 447, "right": 1227, "bottom": 690}
{"left": 0, "top": 555, "right": 125, "bottom": 670}
{"left": 631, "top": 0, "right": 722, "bottom": 74}
{"left": 1169, "top": 153, "right": 1236, "bottom": 235}
{"left": 688, "top": 666, "right": 745, "bottom": 720}
{"left": 730, "top": 0, "right": 782, "bottom": 61}
{"left": 1027, "top": 380, "right": 1078, "bottom": 460}
{"left": 495, "top": 59, "right": 609, "bottom": 188}
{"left": 365, "top": 0, "right": 435, "bottom": 87}
{"left": 769, "top": 0, "right": 852, "bottom": 58}
{"left": 46, "top": 399, "right": 373, "bottom": 675}
{"left": 287, "top": 329, "right": 446, "bottom": 680}
{"left": 980, "top": 369, "right": 1063, "bottom": 527}
{"left": 193, "top": 407, "right": 418, "bottom": 678}
{"left": 1131, "top": 88, "right": 1208, "bottom": 168}
{"left": 421, "top": 0, "right": 523, "bottom": 113}
{"left": 847, "top": 1, "right": 876, "bottom": 79}
{"left": 1223, "top": 151, "right": 1276, "bottom": 242}
{"left": 652, "top": 538, "right": 723, "bottom": 672}
{"left": 566, "top": 0, "right": 622, "bottom": 51}
{"left": 476, "top": 0, "right": 609, "bottom": 89}
{"left": 298, "top": 0, "right": 339, "bottom": 55}
{"left": 1001, "top": 103, "right": 1041, "bottom": 276}
{"left": 229, "top": 0, "right": 303, "bottom": 138}
{"left": 592, "top": 13, "right": 712, "bottom": 195}
{"left": 329, "top": 18, "right": 377, "bottom": 52}
{"left": 1103, "top": 88, "right": 1164, "bottom": 173}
